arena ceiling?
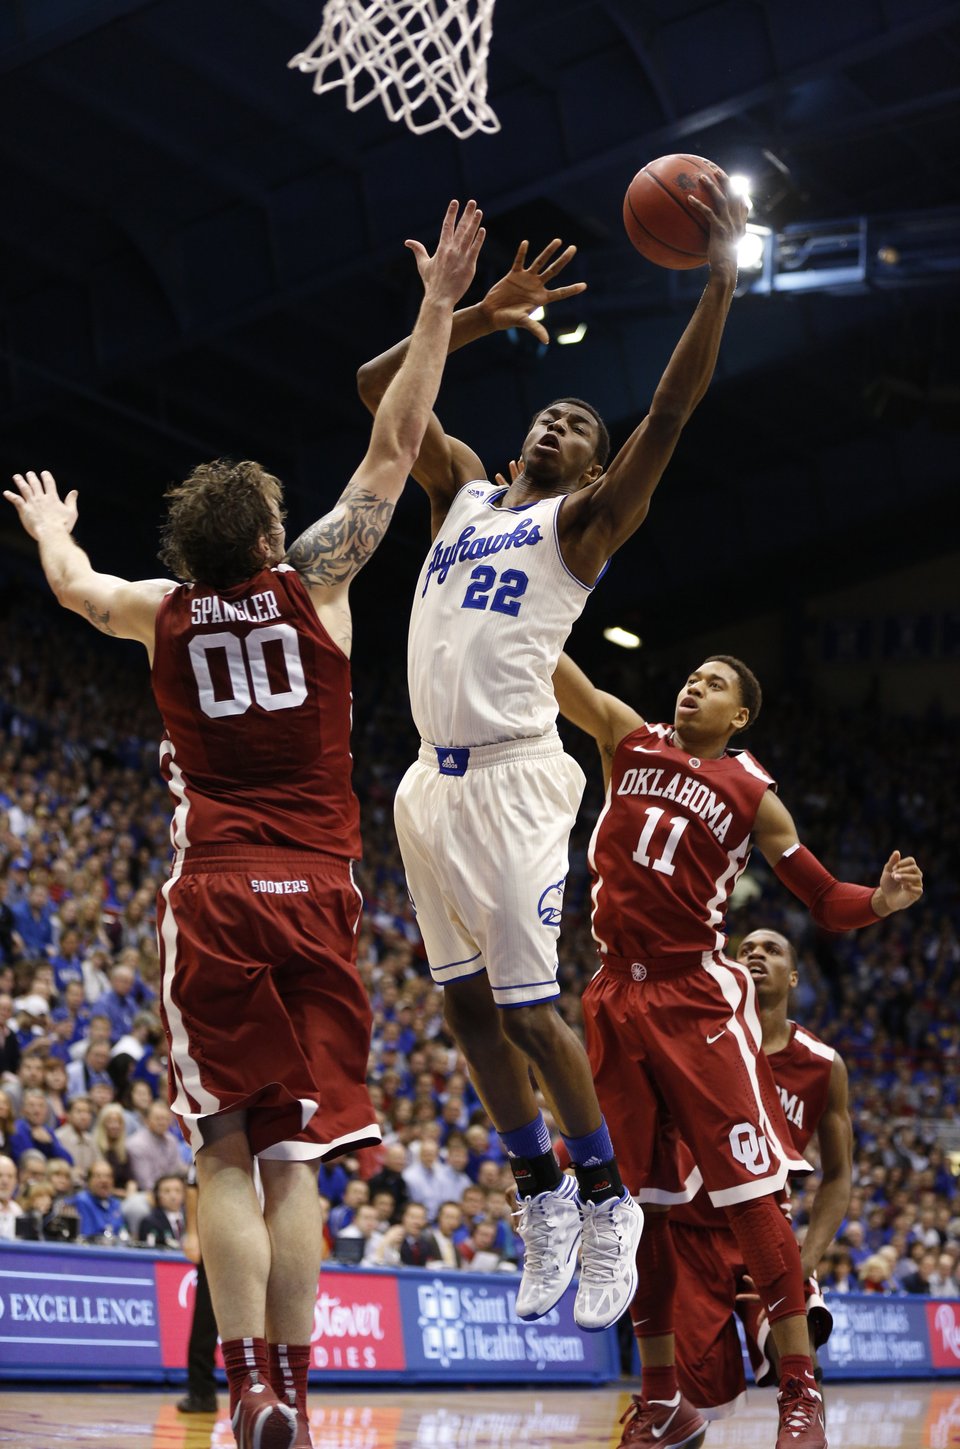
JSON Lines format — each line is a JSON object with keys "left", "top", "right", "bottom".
{"left": 1, "top": 0, "right": 958, "bottom": 651}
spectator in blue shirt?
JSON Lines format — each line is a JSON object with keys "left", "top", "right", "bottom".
{"left": 69, "top": 1159, "right": 126, "bottom": 1239}
{"left": 97, "top": 963, "right": 140, "bottom": 1042}
{"left": 11, "top": 884, "right": 55, "bottom": 959}
{"left": 8, "top": 1089, "right": 74, "bottom": 1167}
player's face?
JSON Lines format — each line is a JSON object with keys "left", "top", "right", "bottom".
{"left": 673, "top": 662, "right": 748, "bottom": 741}
{"left": 520, "top": 404, "right": 600, "bottom": 486}
{"left": 738, "top": 930, "right": 797, "bottom": 1008}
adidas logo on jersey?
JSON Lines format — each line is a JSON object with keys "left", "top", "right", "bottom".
{"left": 442, "top": 754, "right": 457, "bottom": 769}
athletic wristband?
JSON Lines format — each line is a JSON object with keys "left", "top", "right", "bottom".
{"left": 774, "top": 843, "right": 881, "bottom": 931}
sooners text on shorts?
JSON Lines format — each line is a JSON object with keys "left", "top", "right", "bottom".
{"left": 158, "top": 849, "right": 379, "bottom": 1161}
{"left": 153, "top": 564, "right": 360, "bottom": 857}
{"left": 588, "top": 723, "right": 775, "bottom": 960}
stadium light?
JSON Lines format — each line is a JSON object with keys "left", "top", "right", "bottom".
{"left": 603, "top": 626, "right": 641, "bottom": 649}
{"left": 556, "top": 323, "right": 587, "bottom": 345}
{"left": 738, "top": 223, "right": 770, "bottom": 272}
{"left": 529, "top": 305, "right": 545, "bottom": 322}
{"left": 728, "top": 174, "right": 755, "bottom": 213}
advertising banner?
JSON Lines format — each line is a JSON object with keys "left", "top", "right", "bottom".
{"left": 820, "top": 1294, "right": 943, "bottom": 1379}
{"left": 0, "top": 1244, "right": 160, "bottom": 1375}
{"left": 2, "top": 1243, "right": 958, "bottom": 1385}
{"left": 399, "top": 1272, "right": 617, "bottom": 1382}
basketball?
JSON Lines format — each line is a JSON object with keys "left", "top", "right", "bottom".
{"left": 623, "top": 154, "right": 722, "bottom": 269}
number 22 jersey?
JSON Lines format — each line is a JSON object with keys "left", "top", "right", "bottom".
{"left": 152, "top": 563, "right": 361, "bottom": 859}
{"left": 588, "top": 721, "right": 776, "bottom": 960}
{"left": 407, "top": 482, "right": 596, "bottom": 748}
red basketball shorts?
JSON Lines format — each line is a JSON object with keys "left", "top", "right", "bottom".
{"left": 583, "top": 952, "right": 808, "bottom": 1206}
{"left": 671, "top": 1219, "right": 750, "bottom": 1419}
{"left": 156, "top": 845, "right": 380, "bottom": 1161}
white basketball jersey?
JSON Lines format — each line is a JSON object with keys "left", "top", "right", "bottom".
{"left": 408, "top": 482, "right": 596, "bottom": 747}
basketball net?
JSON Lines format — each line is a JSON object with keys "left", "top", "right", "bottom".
{"left": 289, "top": 0, "right": 500, "bottom": 140}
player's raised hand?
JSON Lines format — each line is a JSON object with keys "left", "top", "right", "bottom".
{"left": 687, "top": 170, "right": 747, "bottom": 284}
{"left": 4, "top": 470, "right": 79, "bottom": 541}
{"left": 480, "top": 238, "right": 587, "bottom": 344}
{"left": 875, "top": 849, "right": 924, "bottom": 914}
{"left": 405, "top": 199, "right": 486, "bottom": 308}
{"left": 493, "top": 459, "right": 521, "bottom": 488}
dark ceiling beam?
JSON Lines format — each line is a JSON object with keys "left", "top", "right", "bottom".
{"left": 0, "top": 0, "right": 162, "bottom": 74}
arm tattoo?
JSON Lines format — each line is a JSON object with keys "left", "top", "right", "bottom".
{"left": 285, "top": 486, "right": 396, "bottom": 586}
{"left": 84, "top": 600, "right": 117, "bottom": 636}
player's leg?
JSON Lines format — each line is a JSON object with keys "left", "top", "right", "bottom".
{"left": 260, "top": 1157, "right": 323, "bottom": 1448}
{"left": 196, "top": 1110, "right": 297, "bottom": 1449}
{"left": 653, "top": 955, "right": 825, "bottom": 1449}
{"left": 583, "top": 974, "right": 706, "bottom": 1448}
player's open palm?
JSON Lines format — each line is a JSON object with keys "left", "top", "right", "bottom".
{"left": 406, "top": 198, "right": 486, "bottom": 308}
{"left": 4, "top": 469, "right": 79, "bottom": 541}
{"left": 876, "top": 849, "right": 923, "bottom": 913}
{"left": 480, "top": 238, "right": 587, "bottom": 344}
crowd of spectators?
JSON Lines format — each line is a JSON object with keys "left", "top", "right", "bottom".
{"left": 0, "top": 583, "right": 957, "bottom": 1297}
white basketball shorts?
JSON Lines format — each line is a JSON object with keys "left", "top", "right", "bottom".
{"left": 394, "top": 731, "right": 585, "bottom": 1007}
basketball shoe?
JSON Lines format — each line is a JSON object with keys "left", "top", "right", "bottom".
{"left": 513, "top": 1172, "right": 582, "bottom": 1320}
{"left": 574, "top": 1191, "right": 644, "bottom": 1331}
{"left": 291, "top": 1409, "right": 314, "bottom": 1449}
{"left": 776, "top": 1371, "right": 827, "bottom": 1448}
{"left": 231, "top": 1371, "right": 297, "bottom": 1449}
{"left": 617, "top": 1392, "right": 706, "bottom": 1449}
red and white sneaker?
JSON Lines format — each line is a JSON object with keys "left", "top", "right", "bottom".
{"left": 776, "top": 1371, "right": 827, "bottom": 1448}
{"left": 618, "top": 1391, "right": 706, "bottom": 1448}
{"left": 291, "top": 1409, "right": 314, "bottom": 1449}
{"left": 231, "top": 1372, "right": 297, "bottom": 1449}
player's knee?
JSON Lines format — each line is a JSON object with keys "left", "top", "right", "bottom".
{"left": 499, "top": 1002, "right": 558, "bottom": 1058}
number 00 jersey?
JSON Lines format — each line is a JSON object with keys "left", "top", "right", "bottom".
{"left": 407, "top": 482, "right": 595, "bottom": 747}
{"left": 152, "top": 564, "right": 361, "bottom": 858}
{"left": 589, "top": 721, "right": 775, "bottom": 960}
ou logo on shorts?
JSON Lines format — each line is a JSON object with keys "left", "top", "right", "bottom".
{"left": 729, "top": 1122, "right": 771, "bottom": 1176}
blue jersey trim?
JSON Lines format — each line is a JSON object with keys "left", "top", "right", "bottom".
{"left": 491, "top": 974, "right": 561, "bottom": 994}
{"left": 496, "top": 989, "right": 562, "bottom": 1009}
{"left": 430, "top": 950, "right": 483, "bottom": 973}
{"left": 553, "top": 496, "right": 597, "bottom": 592}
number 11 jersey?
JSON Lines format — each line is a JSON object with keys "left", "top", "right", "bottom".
{"left": 152, "top": 564, "right": 360, "bottom": 858}
{"left": 407, "top": 483, "right": 595, "bottom": 747}
{"left": 588, "top": 722, "right": 776, "bottom": 960}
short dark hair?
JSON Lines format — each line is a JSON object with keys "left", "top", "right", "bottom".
{"left": 530, "top": 398, "right": 611, "bottom": 470}
{"left": 705, "top": 654, "right": 762, "bottom": 730}
{"left": 158, "top": 458, "right": 284, "bottom": 589}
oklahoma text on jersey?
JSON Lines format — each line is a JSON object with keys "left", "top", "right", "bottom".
{"left": 616, "top": 764, "right": 734, "bottom": 843}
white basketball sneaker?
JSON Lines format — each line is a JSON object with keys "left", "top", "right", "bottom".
{"left": 513, "top": 1173, "right": 582, "bottom": 1321}
{"left": 575, "top": 1191, "right": 644, "bottom": 1331}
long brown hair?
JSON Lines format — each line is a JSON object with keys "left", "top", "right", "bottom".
{"left": 158, "top": 458, "right": 284, "bottom": 589}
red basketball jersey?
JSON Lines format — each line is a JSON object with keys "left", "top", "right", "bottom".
{"left": 152, "top": 564, "right": 361, "bottom": 858}
{"left": 765, "top": 1022, "right": 835, "bottom": 1158}
{"left": 673, "top": 1022, "right": 835, "bottom": 1230}
{"left": 588, "top": 722, "right": 775, "bottom": 960}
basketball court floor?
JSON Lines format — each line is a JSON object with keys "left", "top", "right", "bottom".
{"left": 0, "top": 1382, "right": 953, "bottom": 1448}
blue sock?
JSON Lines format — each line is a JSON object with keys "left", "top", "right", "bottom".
{"left": 500, "top": 1114, "right": 553, "bottom": 1160}
{"left": 561, "top": 1119, "right": 614, "bottom": 1169}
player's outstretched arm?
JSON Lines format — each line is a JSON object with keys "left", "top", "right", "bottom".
{"left": 3, "top": 470, "right": 170, "bottom": 651}
{"left": 356, "top": 236, "right": 586, "bottom": 530}
{"left": 552, "top": 652, "right": 643, "bottom": 785}
{"left": 754, "top": 790, "right": 924, "bottom": 928}
{"left": 286, "top": 200, "right": 485, "bottom": 590}
{"left": 558, "top": 172, "right": 747, "bottom": 580}
{"left": 800, "top": 1054, "right": 853, "bottom": 1280}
